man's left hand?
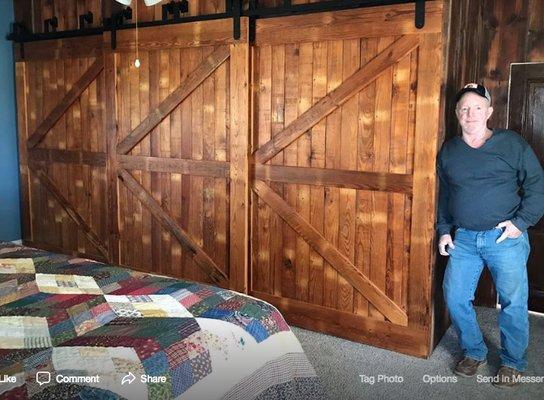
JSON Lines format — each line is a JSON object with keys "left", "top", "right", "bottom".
{"left": 495, "top": 220, "right": 522, "bottom": 243}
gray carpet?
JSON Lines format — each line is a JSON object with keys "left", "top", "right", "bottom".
{"left": 292, "top": 307, "right": 544, "bottom": 399}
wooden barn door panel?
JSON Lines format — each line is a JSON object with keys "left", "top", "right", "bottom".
{"left": 112, "top": 20, "right": 249, "bottom": 290}
{"left": 250, "top": 4, "right": 444, "bottom": 357}
{"left": 17, "top": 46, "right": 109, "bottom": 261}
{"left": 251, "top": 36, "right": 416, "bottom": 325}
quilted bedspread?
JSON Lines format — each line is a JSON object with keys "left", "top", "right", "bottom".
{"left": 0, "top": 243, "right": 324, "bottom": 400}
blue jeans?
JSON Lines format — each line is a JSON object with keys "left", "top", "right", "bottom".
{"left": 443, "top": 227, "right": 530, "bottom": 371}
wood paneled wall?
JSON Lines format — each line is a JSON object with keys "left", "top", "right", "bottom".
{"left": 446, "top": 0, "right": 544, "bottom": 136}
{"left": 14, "top": 2, "right": 448, "bottom": 357}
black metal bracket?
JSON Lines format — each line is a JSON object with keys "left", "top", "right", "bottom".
{"left": 79, "top": 12, "right": 94, "bottom": 30}
{"left": 104, "top": 7, "right": 133, "bottom": 50}
{"left": 11, "top": 21, "right": 30, "bottom": 39}
{"left": 8, "top": 0, "right": 426, "bottom": 44}
{"left": 11, "top": 22, "right": 29, "bottom": 58}
{"left": 232, "top": 0, "right": 241, "bottom": 40}
{"left": 415, "top": 0, "right": 425, "bottom": 29}
{"left": 162, "top": 1, "right": 189, "bottom": 22}
{"left": 43, "top": 16, "right": 58, "bottom": 33}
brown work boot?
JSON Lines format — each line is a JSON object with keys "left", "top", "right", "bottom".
{"left": 492, "top": 366, "right": 522, "bottom": 388}
{"left": 453, "top": 356, "right": 487, "bottom": 377}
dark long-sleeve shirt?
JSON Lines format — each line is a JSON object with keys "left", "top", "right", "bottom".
{"left": 437, "top": 129, "right": 544, "bottom": 236}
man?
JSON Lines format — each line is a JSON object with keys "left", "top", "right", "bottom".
{"left": 437, "top": 83, "right": 544, "bottom": 388}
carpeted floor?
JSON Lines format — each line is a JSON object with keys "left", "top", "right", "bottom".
{"left": 292, "top": 306, "right": 544, "bottom": 400}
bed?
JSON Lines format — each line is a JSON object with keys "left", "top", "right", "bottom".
{"left": 0, "top": 242, "right": 324, "bottom": 399}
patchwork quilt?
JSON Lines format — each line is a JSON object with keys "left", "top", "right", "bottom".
{"left": 0, "top": 243, "right": 324, "bottom": 400}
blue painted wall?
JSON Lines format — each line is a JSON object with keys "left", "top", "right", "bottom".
{"left": 0, "top": 0, "right": 21, "bottom": 241}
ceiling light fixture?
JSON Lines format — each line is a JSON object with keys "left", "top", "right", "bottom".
{"left": 115, "top": 0, "right": 163, "bottom": 5}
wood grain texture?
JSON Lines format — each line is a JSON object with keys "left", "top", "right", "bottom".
{"left": 269, "top": 44, "right": 286, "bottom": 298}
{"left": 118, "top": 155, "right": 229, "bottom": 177}
{"left": 27, "top": 58, "right": 104, "bottom": 149}
{"left": 229, "top": 42, "right": 251, "bottom": 293}
{"left": 16, "top": 61, "right": 32, "bottom": 243}
{"left": 116, "top": 46, "right": 230, "bottom": 155}
{"left": 255, "top": 164, "right": 412, "bottom": 193}
{"left": 254, "top": 2, "right": 443, "bottom": 45}
{"left": 111, "top": 18, "right": 249, "bottom": 52}
{"left": 104, "top": 48, "right": 121, "bottom": 264}
{"left": 253, "top": 180, "right": 408, "bottom": 325}
{"left": 408, "top": 33, "right": 442, "bottom": 328}
{"left": 118, "top": 168, "right": 228, "bottom": 285}
{"left": 28, "top": 148, "right": 107, "bottom": 166}
{"left": 14, "top": 36, "right": 103, "bottom": 62}
{"left": 252, "top": 290, "right": 428, "bottom": 357}
{"left": 253, "top": 34, "right": 420, "bottom": 164}
{"left": 30, "top": 165, "right": 109, "bottom": 259}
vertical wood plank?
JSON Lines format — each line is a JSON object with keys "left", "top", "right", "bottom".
{"left": 80, "top": 58, "right": 91, "bottom": 254}
{"left": 149, "top": 49, "right": 161, "bottom": 273}
{"left": 106, "top": 51, "right": 121, "bottom": 264}
{"left": 190, "top": 48, "right": 204, "bottom": 282}
{"left": 323, "top": 40, "right": 342, "bottom": 309}
{"left": 388, "top": 50, "right": 411, "bottom": 306}
{"left": 254, "top": 46, "right": 271, "bottom": 293}
{"left": 296, "top": 41, "right": 313, "bottom": 302}
{"left": 41, "top": 59, "right": 55, "bottom": 247}
{"left": 354, "top": 37, "right": 377, "bottom": 317}
{"left": 180, "top": 47, "right": 194, "bottom": 280}
{"left": 214, "top": 57, "right": 228, "bottom": 277}
{"left": 270, "top": 44, "right": 285, "bottom": 297}
{"left": 409, "top": 33, "right": 442, "bottom": 328}
{"left": 28, "top": 61, "right": 41, "bottom": 245}
{"left": 229, "top": 42, "right": 250, "bottom": 293}
{"left": 202, "top": 46, "right": 216, "bottom": 278}
{"left": 369, "top": 36, "right": 394, "bottom": 321}
{"left": 131, "top": 51, "right": 144, "bottom": 271}
{"left": 282, "top": 42, "right": 299, "bottom": 299}
{"left": 122, "top": 54, "right": 133, "bottom": 267}
{"left": 89, "top": 59, "right": 102, "bottom": 246}
{"left": 32, "top": 0, "right": 43, "bottom": 34}
{"left": 139, "top": 51, "right": 152, "bottom": 270}
{"left": 308, "top": 41, "right": 326, "bottom": 306}
{"left": 337, "top": 39, "right": 358, "bottom": 312}
{"left": 57, "top": 59, "right": 70, "bottom": 251}
{"left": 16, "top": 62, "right": 32, "bottom": 243}
{"left": 169, "top": 48, "right": 183, "bottom": 277}
{"left": 159, "top": 49, "right": 172, "bottom": 276}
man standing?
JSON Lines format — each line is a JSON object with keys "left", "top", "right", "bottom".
{"left": 437, "top": 83, "right": 544, "bottom": 387}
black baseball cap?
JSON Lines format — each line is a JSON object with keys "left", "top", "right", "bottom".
{"left": 455, "top": 83, "right": 492, "bottom": 104}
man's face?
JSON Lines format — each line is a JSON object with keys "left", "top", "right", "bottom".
{"left": 455, "top": 92, "right": 493, "bottom": 134}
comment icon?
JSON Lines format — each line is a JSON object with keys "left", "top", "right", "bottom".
{"left": 36, "top": 371, "right": 51, "bottom": 386}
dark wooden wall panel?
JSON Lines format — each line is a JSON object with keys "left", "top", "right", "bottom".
{"left": 447, "top": 0, "right": 544, "bottom": 135}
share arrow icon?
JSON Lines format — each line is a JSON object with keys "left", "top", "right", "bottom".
{"left": 121, "top": 372, "right": 136, "bottom": 385}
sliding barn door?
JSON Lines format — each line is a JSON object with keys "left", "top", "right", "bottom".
{"left": 15, "top": 20, "right": 250, "bottom": 291}
{"left": 15, "top": 36, "right": 109, "bottom": 262}
{"left": 14, "top": 3, "right": 446, "bottom": 357}
{"left": 250, "top": 3, "right": 444, "bottom": 357}
{"left": 110, "top": 19, "right": 249, "bottom": 290}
